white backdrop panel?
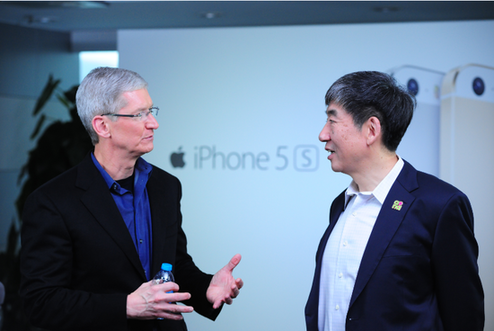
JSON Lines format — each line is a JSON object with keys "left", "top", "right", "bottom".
{"left": 118, "top": 20, "right": 494, "bottom": 331}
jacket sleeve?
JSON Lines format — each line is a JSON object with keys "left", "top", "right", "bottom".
{"left": 431, "top": 191, "right": 484, "bottom": 330}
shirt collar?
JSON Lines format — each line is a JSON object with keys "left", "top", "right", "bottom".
{"left": 91, "top": 153, "right": 153, "bottom": 194}
{"left": 344, "top": 156, "right": 404, "bottom": 207}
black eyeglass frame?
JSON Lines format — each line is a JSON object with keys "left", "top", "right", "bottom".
{"left": 101, "top": 106, "right": 159, "bottom": 119}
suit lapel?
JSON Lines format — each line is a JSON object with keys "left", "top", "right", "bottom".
{"left": 306, "top": 191, "right": 346, "bottom": 329}
{"left": 76, "top": 154, "right": 146, "bottom": 279}
{"left": 147, "top": 169, "right": 173, "bottom": 275}
{"left": 308, "top": 192, "right": 346, "bottom": 309}
{"left": 317, "top": 192, "right": 346, "bottom": 263}
{"left": 349, "top": 161, "right": 418, "bottom": 307}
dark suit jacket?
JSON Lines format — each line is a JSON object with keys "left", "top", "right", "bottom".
{"left": 305, "top": 161, "right": 484, "bottom": 331}
{"left": 20, "top": 154, "right": 220, "bottom": 331}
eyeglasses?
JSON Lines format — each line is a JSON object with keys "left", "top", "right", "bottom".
{"left": 101, "top": 107, "right": 159, "bottom": 121}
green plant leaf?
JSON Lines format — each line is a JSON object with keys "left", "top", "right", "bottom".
{"left": 32, "top": 74, "right": 61, "bottom": 116}
{"left": 30, "top": 114, "right": 47, "bottom": 139}
{"left": 57, "top": 94, "right": 70, "bottom": 109}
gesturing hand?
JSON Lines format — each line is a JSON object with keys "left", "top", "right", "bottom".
{"left": 206, "top": 254, "right": 244, "bottom": 309}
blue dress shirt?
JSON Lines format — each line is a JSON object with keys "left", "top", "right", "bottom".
{"left": 91, "top": 153, "right": 154, "bottom": 280}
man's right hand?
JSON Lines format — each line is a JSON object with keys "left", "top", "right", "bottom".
{"left": 127, "top": 281, "right": 194, "bottom": 320}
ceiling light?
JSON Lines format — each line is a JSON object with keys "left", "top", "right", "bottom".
{"left": 373, "top": 6, "right": 399, "bottom": 13}
{"left": 201, "top": 12, "right": 222, "bottom": 19}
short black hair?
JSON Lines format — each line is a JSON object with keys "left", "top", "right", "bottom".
{"left": 325, "top": 71, "right": 416, "bottom": 152}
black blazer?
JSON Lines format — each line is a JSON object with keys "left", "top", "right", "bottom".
{"left": 305, "top": 161, "right": 484, "bottom": 331}
{"left": 20, "top": 153, "right": 219, "bottom": 331}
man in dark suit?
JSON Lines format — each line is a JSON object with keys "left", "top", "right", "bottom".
{"left": 305, "top": 71, "right": 484, "bottom": 330}
{"left": 20, "top": 67, "right": 243, "bottom": 331}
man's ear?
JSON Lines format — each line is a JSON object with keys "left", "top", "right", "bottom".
{"left": 365, "top": 116, "right": 382, "bottom": 146}
{"left": 92, "top": 116, "right": 111, "bottom": 139}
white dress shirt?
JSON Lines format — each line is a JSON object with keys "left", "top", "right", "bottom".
{"left": 318, "top": 157, "right": 404, "bottom": 331}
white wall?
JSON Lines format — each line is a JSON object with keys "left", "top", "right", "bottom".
{"left": 118, "top": 20, "right": 494, "bottom": 330}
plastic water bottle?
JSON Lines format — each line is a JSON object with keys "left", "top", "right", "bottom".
{"left": 152, "top": 263, "right": 175, "bottom": 320}
{"left": 153, "top": 263, "right": 175, "bottom": 285}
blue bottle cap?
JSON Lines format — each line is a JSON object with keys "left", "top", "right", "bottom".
{"left": 161, "top": 263, "right": 172, "bottom": 271}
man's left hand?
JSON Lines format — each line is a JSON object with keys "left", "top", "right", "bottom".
{"left": 206, "top": 254, "right": 243, "bottom": 309}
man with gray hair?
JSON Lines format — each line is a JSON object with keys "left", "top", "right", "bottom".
{"left": 20, "top": 67, "right": 243, "bottom": 331}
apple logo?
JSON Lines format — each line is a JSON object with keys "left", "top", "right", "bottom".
{"left": 170, "top": 147, "right": 185, "bottom": 168}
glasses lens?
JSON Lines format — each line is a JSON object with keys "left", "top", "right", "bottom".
{"left": 137, "top": 111, "right": 146, "bottom": 121}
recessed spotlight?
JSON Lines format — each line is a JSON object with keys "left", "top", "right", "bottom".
{"left": 201, "top": 12, "right": 222, "bottom": 19}
{"left": 373, "top": 6, "right": 399, "bottom": 13}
